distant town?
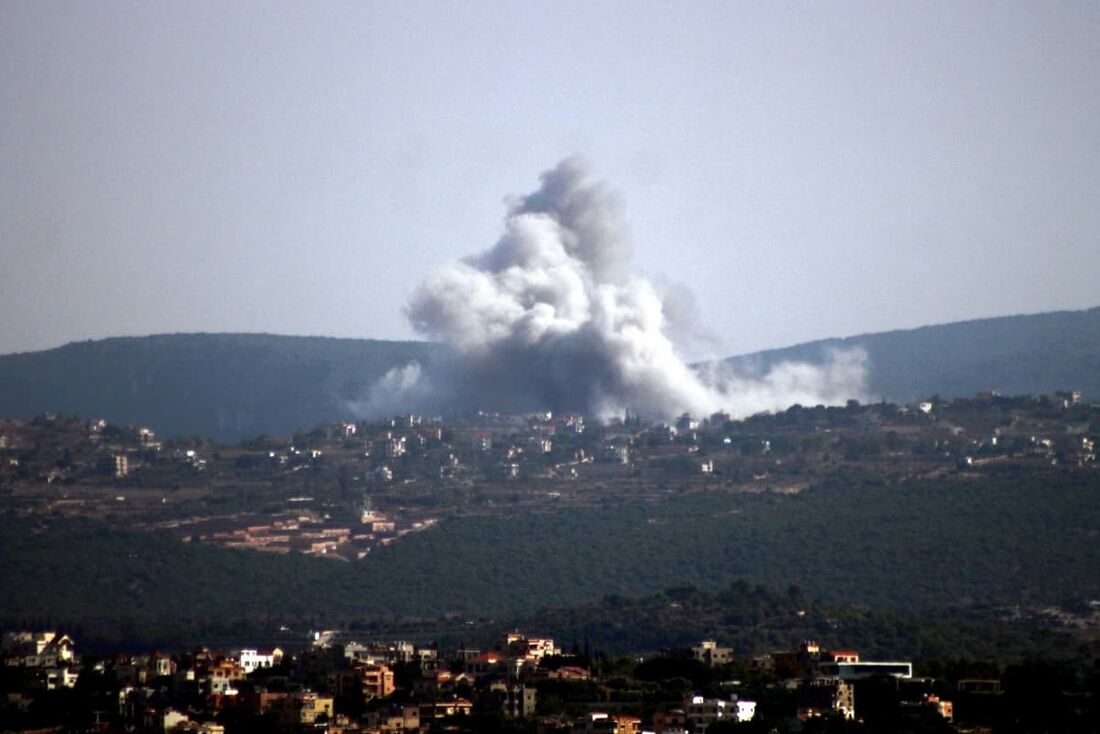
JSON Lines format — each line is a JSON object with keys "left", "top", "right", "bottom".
{"left": 1, "top": 390, "right": 1095, "bottom": 561}
{"left": 2, "top": 627, "right": 976, "bottom": 733}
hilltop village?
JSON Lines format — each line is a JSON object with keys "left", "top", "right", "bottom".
{"left": 2, "top": 628, "right": 984, "bottom": 733}
{"left": 0, "top": 391, "right": 1096, "bottom": 560}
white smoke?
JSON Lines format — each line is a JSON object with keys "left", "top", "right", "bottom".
{"left": 369, "top": 157, "right": 867, "bottom": 420}
{"left": 349, "top": 361, "right": 435, "bottom": 417}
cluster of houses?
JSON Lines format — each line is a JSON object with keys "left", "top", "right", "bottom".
{"left": 1, "top": 631, "right": 78, "bottom": 692}
{"left": 744, "top": 640, "right": 953, "bottom": 725}
{"left": 174, "top": 507, "right": 437, "bottom": 559}
{"left": 0, "top": 629, "right": 972, "bottom": 734}
{"left": 4, "top": 394, "right": 1097, "bottom": 561}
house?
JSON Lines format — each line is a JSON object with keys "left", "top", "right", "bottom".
{"left": 156, "top": 707, "right": 190, "bottom": 732}
{"left": 365, "top": 705, "right": 421, "bottom": 733}
{"left": 362, "top": 663, "right": 395, "bottom": 699}
{"left": 925, "top": 694, "right": 953, "bottom": 722}
{"left": 571, "top": 712, "right": 642, "bottom": 734}
{"left": 537, "top": 665, "right": 591, "bottom": 681}
{"left": 419, "top": 698, "right": 473, "bottom": 720}
{"left": 691, "top": 640, "right": 732, "bottom": 667}
{"left": 797, "top": 677, "right": 855, "bottom": 720}
{"left": 238, "top": 647, "right": 282, "bottom": 674}
{"left": 41, "top": 665, "right": 80, "bottom": 689}
{"left": 826, "top": 648, "right": 860, "bottom": 664}
{"left": 412, "top": 669, "right": 456, "bottom": 696}
{"left": 651, "top": 708, "right": 686, "bottom": 734}
{"left": 570, "top": 712, "right": 615, "bottom": 733}
{"left": 138, "top": 427, "right": 160, "bottom": 448}
{"left": 497, "top": 632, "right": 561, "bottom": 661}
{"left": 2, "top": 632, "right": 75, "bottom": 668}
{"left": 610, "top": 715, "right": 641, "bottom": 734}
{"left": 377, "top": 434, "right": 407, "bottom": 458}
{"left": 489, "top": 680, "right": 537, "bottom": 718}
{"left": 676, "top": 414, "right": 700, "bottom": 432}
{"left": 683, "top": 695, "right": 755, "bottom": 731}
{"left": 280, "top": 691, "right": 334, "bottom": 725}
{"left": 243, "top": 688, "right": 287, "bottom": 715}
{"left": 464, "top": 651, "right": 504, "bottom": 678}
{"left": 149, "top": 652, "right": 175, "bottom": 678}
{"left": 203, "top": 659, "right": 244, "bottom": 695}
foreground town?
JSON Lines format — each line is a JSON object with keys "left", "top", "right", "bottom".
{"left": 3, "top": 629, "right": 976, "bottom": 733}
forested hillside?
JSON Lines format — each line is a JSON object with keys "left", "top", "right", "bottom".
{"left": 3, "top": 468, "right": 1098, "bottom": 647}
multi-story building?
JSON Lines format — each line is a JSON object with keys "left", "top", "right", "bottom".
{"left": 280, "top": 691, "right": 334, "bottom": 725}
{"left": 238, "top": 647, "right": 282, "bottom": 674}
{"left": 691, "top": 640, "right": 732, "bottom": 667}
{"left": 488, "top": 680, "right": 537, "bottom": 718}
{"left": 363, "top": 663, "right": 395, "bottom": 699}
{"left": 797, "top": 677, "right": 855, "bottom": 720}
{"left": 683, "top": 695, "right": 756, "bottom": 731}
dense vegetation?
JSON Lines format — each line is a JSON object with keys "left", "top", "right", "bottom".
{"left": 3, "top": 468, "right": 1098, "bottom": 648}
{"left": 355, "top": 468, "right": 1100, "bottom": 613}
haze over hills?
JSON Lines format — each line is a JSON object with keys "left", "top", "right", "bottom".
{"left": 0, "top": 334, "right": 445, "bottom": 442}
{"left": 0, "top": 306, "right": 1097, "bottom": 441}
{"left": 724, "top": 305, "right": 1100, "bottom": 404}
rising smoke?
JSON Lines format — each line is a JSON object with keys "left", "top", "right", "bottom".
{"left": 360, "top": 157, "right": 867, "bottom": 420}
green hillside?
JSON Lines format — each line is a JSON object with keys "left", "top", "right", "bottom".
{"left": 3, "top": 468, "right": 1098, "bottom": 646}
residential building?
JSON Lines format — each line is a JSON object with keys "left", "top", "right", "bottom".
{"left": 797, "top": 677, "right": 855, "bottom": 720}
{"left": 238, "top": 647, "right": 282, "bottom": 674}
{"left": 691, "top": 640, "right": 732, "bottom": 667}
{"left": 489, "top": 680, "right": 537, "bottom": 718}
{"left": 362, "top": 663, "right": 395, "bottom": 699}
{"left": 419, "top": 698, "right": 473, "bottom": 720}
{"left": 683, "top": 695, "right": 755, "bottom": 732}
{"left": 280, "top": 691, "right": 334, "bottom": 725}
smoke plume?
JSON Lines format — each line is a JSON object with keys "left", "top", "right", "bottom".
{"left": 371, "top": 158, "right": 867, "bottom": 420}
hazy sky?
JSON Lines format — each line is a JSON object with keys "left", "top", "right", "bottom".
{"left": 2, "top": 1, "right": 1098, "bottom": 358}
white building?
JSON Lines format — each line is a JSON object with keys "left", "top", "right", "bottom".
{"left": 238, "top": 648, "right": 283, "bottom": 674}
{"left": 684, "top": 694, "right": 755, "bottom": 731}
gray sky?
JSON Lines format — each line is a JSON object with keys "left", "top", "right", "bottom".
{"left": 2, "top": 1, "right": 1098, "bottom": 358}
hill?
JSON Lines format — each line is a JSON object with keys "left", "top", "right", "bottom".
{"left": 724, "top": 306, "right": 1100, "bottom": 404}
{"left": 0, "top": 334, "right": 444, "bottom": 442}
{"left": 3, "top": 468, "right": 1099, "bottom": 647}
{"left": 1, "top": 306, "right": 1098, "bottom": 440}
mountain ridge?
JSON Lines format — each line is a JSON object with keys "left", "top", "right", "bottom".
{"left": 723, "top": 305, "right": 1100, "bottom": 404}
{"left": 1, "top": 306, "right": 1098, "bottom": 440}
